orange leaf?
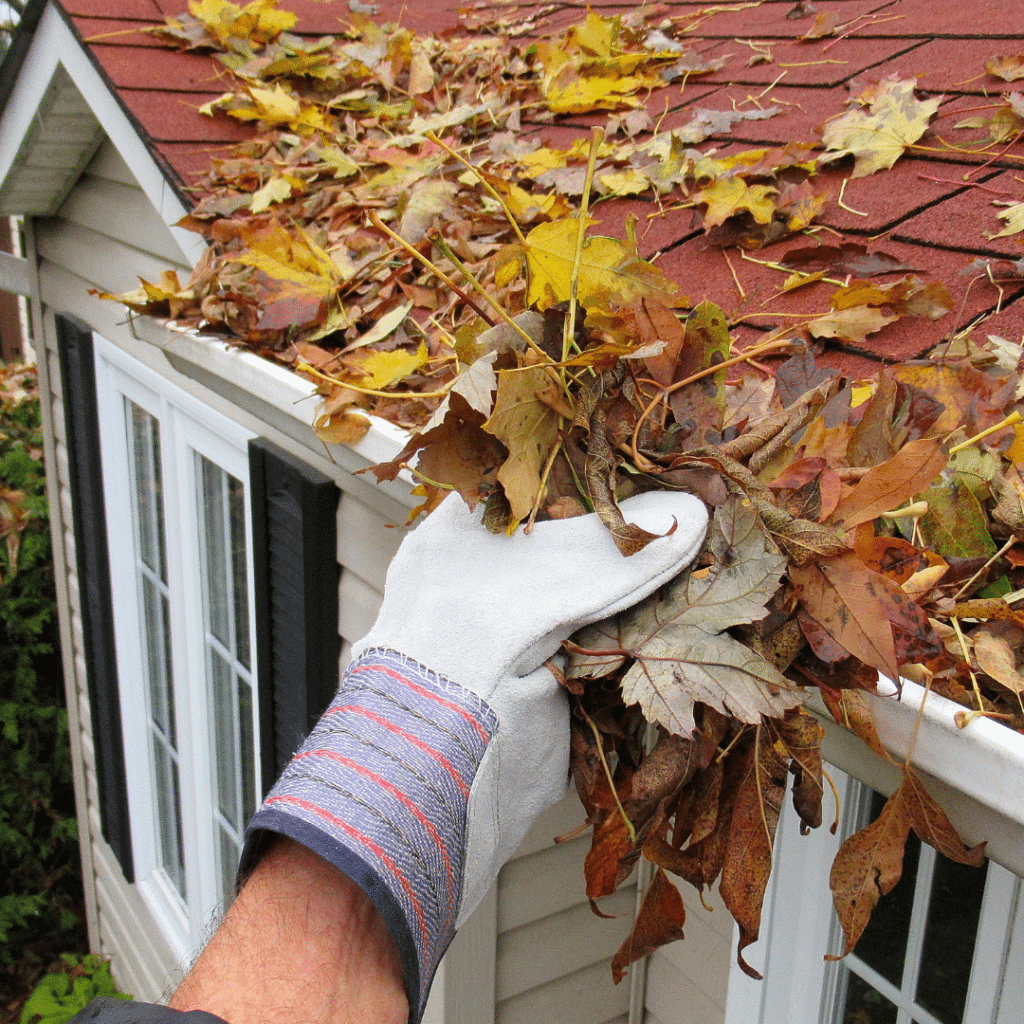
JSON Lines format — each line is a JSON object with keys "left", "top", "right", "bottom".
{"left": 611, "top": 869, "right": 687, "bottom": 983}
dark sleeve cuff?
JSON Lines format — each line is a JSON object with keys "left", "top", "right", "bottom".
{"left": 67, "top": 998, "right": 227, "bottom": 1024}
{"left": 238, "top": 648, "right": 496, "bottom": 1024}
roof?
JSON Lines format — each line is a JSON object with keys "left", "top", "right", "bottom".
{"left": 0, "top": 0, "right": 1021, "bottom": 366}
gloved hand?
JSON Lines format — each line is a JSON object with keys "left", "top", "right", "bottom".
{"left": 240, "top": 490, "right": 708, "bottom": 1023}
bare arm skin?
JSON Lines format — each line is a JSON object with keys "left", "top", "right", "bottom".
{"left": 169, "top": 837, "right": 408, "bottom": 1024}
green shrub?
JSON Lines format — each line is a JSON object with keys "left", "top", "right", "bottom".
{"left": 20, "top": 955, "right": 131, "bottom": 1024}
{"left": 0, "top": 362, "right": 80, "bottom": 968}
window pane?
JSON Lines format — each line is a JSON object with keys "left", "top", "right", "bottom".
{"left": 852, "top": 792, "right": 921, "bottom": 987}
{"left": 211, "top": 650, "right": 237, "bottom": 828}
{"left": 198, "top": 455, "right": 256, "bottom": 904}
{"left": 843, "top": 972, "right": 898, "bottom": 1024}
{"left": 915, "top": 857, "right": 988, "bottom": 1024}
{"left": 153, "top": 739, "right": 186, "bottom": 900}
{"left": 128, "top": 402, "right": 166, "bottom": 578}
{"left": 141, "top": 576, "right": 174, "bottom": 744}
{"left": 126, "top": 400, "right": 185, "bottom": 900}
{"left": 201, "top": 458, "right": 230, "bottom": 647}
{"left": 229, "top": 473, "right": 251, "bottom": 670}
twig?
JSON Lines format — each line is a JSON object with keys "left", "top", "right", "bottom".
{"left": 565, "top": 127, "right": 604, "bottom": 363}
{"left": 525, "top": 439, "right": 563, "bottom": 533}
{"left": 425, "top": 131, "right": 529, "bottom": 247}
{"left": 952, "top": 535, "right": 1017, "bottom": 601}
{"left": 837, "top": 178, "right": 868, "bottom": 217}
{"left": 949, "top": 617, "right": 986, "bottom": 714}
{"left": 583, "top": 710, "right": 637, "bottom": 844}
{"left": 629, "top": 336, "right": 793, "bottom": 469}
{"left": 967, "top": 128, "right": 1024, "bottom": 180}
{"left": 369, "top": 212, "right": 496, "bottom": 326}
{"left": 916, "top": 174, "right": 1011, "bottom": 196}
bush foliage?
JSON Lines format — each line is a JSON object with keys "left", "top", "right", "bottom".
{"left": 0, "top": 362, "right": 81, "bottom": 969}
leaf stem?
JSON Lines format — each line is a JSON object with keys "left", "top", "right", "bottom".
{"left": 425, "top": 130, "right": 530, "bottom": 248}
{"left": 584, "top": 709, "right": 637, "bottom": 845}
{"left": 524, "top": 439, "right": 563, "bottom": 534}
{"left": 629, "top": 337, "right": 793, "bottom": 469}
{"left": 429, "top": 234, "right": 551, "bottom": 359}
{"left": 369, "top": 212, "right": 496, "bottom": 326}
{"left": 564, "top": 127, "right": 604, "bottom": 364}
{"left": 948, "top": 411, "right": 1021, "bottom": 454}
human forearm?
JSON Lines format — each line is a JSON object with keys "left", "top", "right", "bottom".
{"left": 169, "top": 837, "right": 407, "bottom": 1024}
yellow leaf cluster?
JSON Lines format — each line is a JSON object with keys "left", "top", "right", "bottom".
{"left": 189, "top": 0, "right": 296, "bottom": 49}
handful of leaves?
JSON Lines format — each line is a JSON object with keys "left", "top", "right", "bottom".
{"left": 108, "top": 0, "right": 1024, "bottom": 984}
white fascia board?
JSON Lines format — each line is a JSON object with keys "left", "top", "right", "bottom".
{"left": 0, "top": 3, "right": 205, "bottom": 267}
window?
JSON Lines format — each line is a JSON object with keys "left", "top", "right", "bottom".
{"left": 94, "top": 337, "right": 259, "bottom": 959}
{"left": 725, "top": 766, "right": 1024, "bottom": 1024}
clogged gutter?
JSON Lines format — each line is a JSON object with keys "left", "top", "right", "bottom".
{"left": 105, "top": 0, "right": 1024, "bottom": 983}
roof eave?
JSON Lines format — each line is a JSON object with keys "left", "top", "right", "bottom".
{"left": 0, "top": 2, "right": 205, "bottom": 266}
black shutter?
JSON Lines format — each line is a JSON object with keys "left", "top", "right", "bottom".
{"left": 249, "top": 439, "right": 341, "bottom": 793}
{"left": 55, "top": 313, "right": 134, "bottom": 881}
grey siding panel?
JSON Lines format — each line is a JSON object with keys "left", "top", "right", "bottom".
{"left": 35, "top": 219, "right": 190, "bottom": 295}
{"left": 496, "top": 960, "right": 632, "bottom": 1024}
{"left": 494, "top": 795, "right": 639, "bottom": 1024}
{"left": 496, "top": 889, "right": 636, "bottom": 1001}
{"left": 643, "top": 887, "right": 732, "bottom": 1024}
{"left": 85, "top": 140, "right": 137, "bottom": 188}
{"left": 56, "top": 173, "right": 190, "bottom": 265}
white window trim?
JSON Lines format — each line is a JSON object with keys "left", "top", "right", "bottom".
{"left": 94, "top": 335, "right": 259, "bottom": 962}
{"left": 725, "top": 765, "right": 1024, "bottom": 1024}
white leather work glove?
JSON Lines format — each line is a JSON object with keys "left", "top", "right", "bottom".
{"left": 240, "top": 490, "right": 708, "bottom": 1023}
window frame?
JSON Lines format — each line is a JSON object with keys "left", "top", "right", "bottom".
{"left": 94, "top": 335, "right": 259, "bottom": 960}
{"left": 724, "top": 764, "right": 1024, "bottom": 1024}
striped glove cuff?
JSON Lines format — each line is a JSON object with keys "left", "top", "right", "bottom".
{"left": 239, "top": 649, "right": 497, "bottom": 1023}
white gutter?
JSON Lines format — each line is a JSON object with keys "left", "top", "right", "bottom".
{"left": 132, "top": 316, "right": 416, "bottom": 508}
{"left": 139, "top": 316, "right": 1024, "bottom": 876}
{"left": 813, "top": 679, "right": 1024, "bottom": 878}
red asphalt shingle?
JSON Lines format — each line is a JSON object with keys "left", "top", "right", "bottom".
{"left": 46, "top": 0, "right": 1024, "bottom": 373}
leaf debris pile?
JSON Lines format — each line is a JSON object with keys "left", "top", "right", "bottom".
{"left": 105, "top": 0, "right": 1024, "bottom": 986}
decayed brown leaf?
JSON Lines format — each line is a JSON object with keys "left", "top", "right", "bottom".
{"left": 830, "top": 770, "right": 985, "bottom": 955}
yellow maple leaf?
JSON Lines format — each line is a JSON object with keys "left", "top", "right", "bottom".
{"left": 694, "top": 178, "right": 777, "bottom": 229}
{"left": 483, "top": 366, "right": 561, "bottom": 522}
{"left": 545, "top": 73, "right": 648, "bottom": 114}
{"left": 190, "top": 0, "right": 295, "bottom": 48}
{"left": 519, "top": 218, "right": 682, "bottom": 310}
{"left": 348, "top": 343, "right": 429, "bottom": 390}
{"left": 821, "top": 75, "right": 940, "bottom": 178}
{"left": 572, "top": 10, "right": 616, "bottom": 58}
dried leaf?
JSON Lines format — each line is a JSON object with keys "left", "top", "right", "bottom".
{"left": 483, "top": 366, "right": 561, "bottom": 522}
{"left": 830, "top": 770, "right": 984, "bottom": 955}
{"left": 830, "top": 438, "right": 948, "bottom": 530}
{"left": 569, "top": 497, "right": 804, "bottom": 735}
{"left": 611, "top": 869, "right": 686, "bottom": 983}
{"left": 791, "top": 551, "right": 899, "bottom": 681}
{"left": 821, "top": 75, "right": 941, "bottom": 178}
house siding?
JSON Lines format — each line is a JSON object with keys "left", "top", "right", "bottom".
{"left": 32, "top": 131, "right": 721, "bottom": 1023}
